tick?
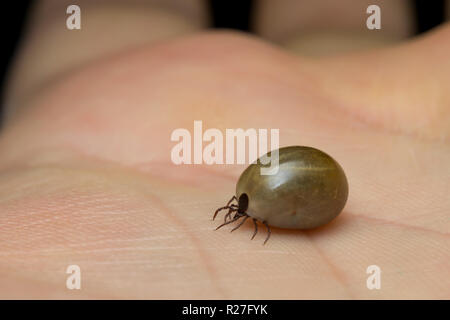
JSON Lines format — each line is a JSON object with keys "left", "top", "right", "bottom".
{"left": 213, "top": 146, "right": 349, "bottom": 244}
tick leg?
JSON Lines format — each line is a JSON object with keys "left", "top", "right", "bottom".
{"left": 263, "top": 221, "right": 271, "bottom": 245}
{"left": 213, "top": 196, "right": 238, "bottom": 220}
{"left": 224, "top": 204, "right": 240, "bottom": 222}
{"left": 213, "top": 206, "right": 231, "bottom": 220}
{"left": 224, "top": 207, "right": 236, "bottom": 222}
{"left": 226, "top": 195, "right": 238, "bottom": 206}
{"left": 251, "top": 218, "right": 258, "bottom": 240}
{"left": 232, "top": 211, "right": 242, "bottom": 220}
{"left": 215, "top": 214, "right": 242, "bottom": 230}
{"left": 230, "top": 215, "right": 249, "bottom": 232}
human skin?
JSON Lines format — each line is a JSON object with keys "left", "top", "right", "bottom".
{"left": 0, "top": 1, "right": 449, "bottom": 299}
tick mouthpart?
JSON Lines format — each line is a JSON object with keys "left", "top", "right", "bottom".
{"left": 238, "top": 193, "right": 249, "bottom": 213}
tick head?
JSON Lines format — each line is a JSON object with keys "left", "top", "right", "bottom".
{"left": 237, "top": 193, "right": 249, "bottom": 214}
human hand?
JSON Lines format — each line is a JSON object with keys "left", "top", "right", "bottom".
{"left": 0, "top": 0, "right": 448, "bottom": 299}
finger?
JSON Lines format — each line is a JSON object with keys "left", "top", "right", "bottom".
{"left": 5, "top": 0, "right": 208, "bottom": 120}
{"left": 254, "top": 0, "right": 414, "bottom": 55}
{"left": 308, "top": 22, "right": 450, "bottom": 141}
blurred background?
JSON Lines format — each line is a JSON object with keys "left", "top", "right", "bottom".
{"left": 0, "top": 0, "right": 448, "bottom": 124}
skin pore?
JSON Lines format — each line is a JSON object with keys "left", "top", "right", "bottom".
{"left": 0, "top": 0, "right": 449, "bottom": 298}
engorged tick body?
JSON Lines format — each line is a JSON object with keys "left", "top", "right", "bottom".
{"left": 213, "top": 146, "right": 349, "bottom": 244}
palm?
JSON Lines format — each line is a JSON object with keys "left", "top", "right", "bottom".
{"left": 0, "top": 31, "right": 449, "bottom": 299}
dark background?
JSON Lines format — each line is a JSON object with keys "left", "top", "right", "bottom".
{"left": 0, "top": 0, "right": 447, "bottom": 123}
